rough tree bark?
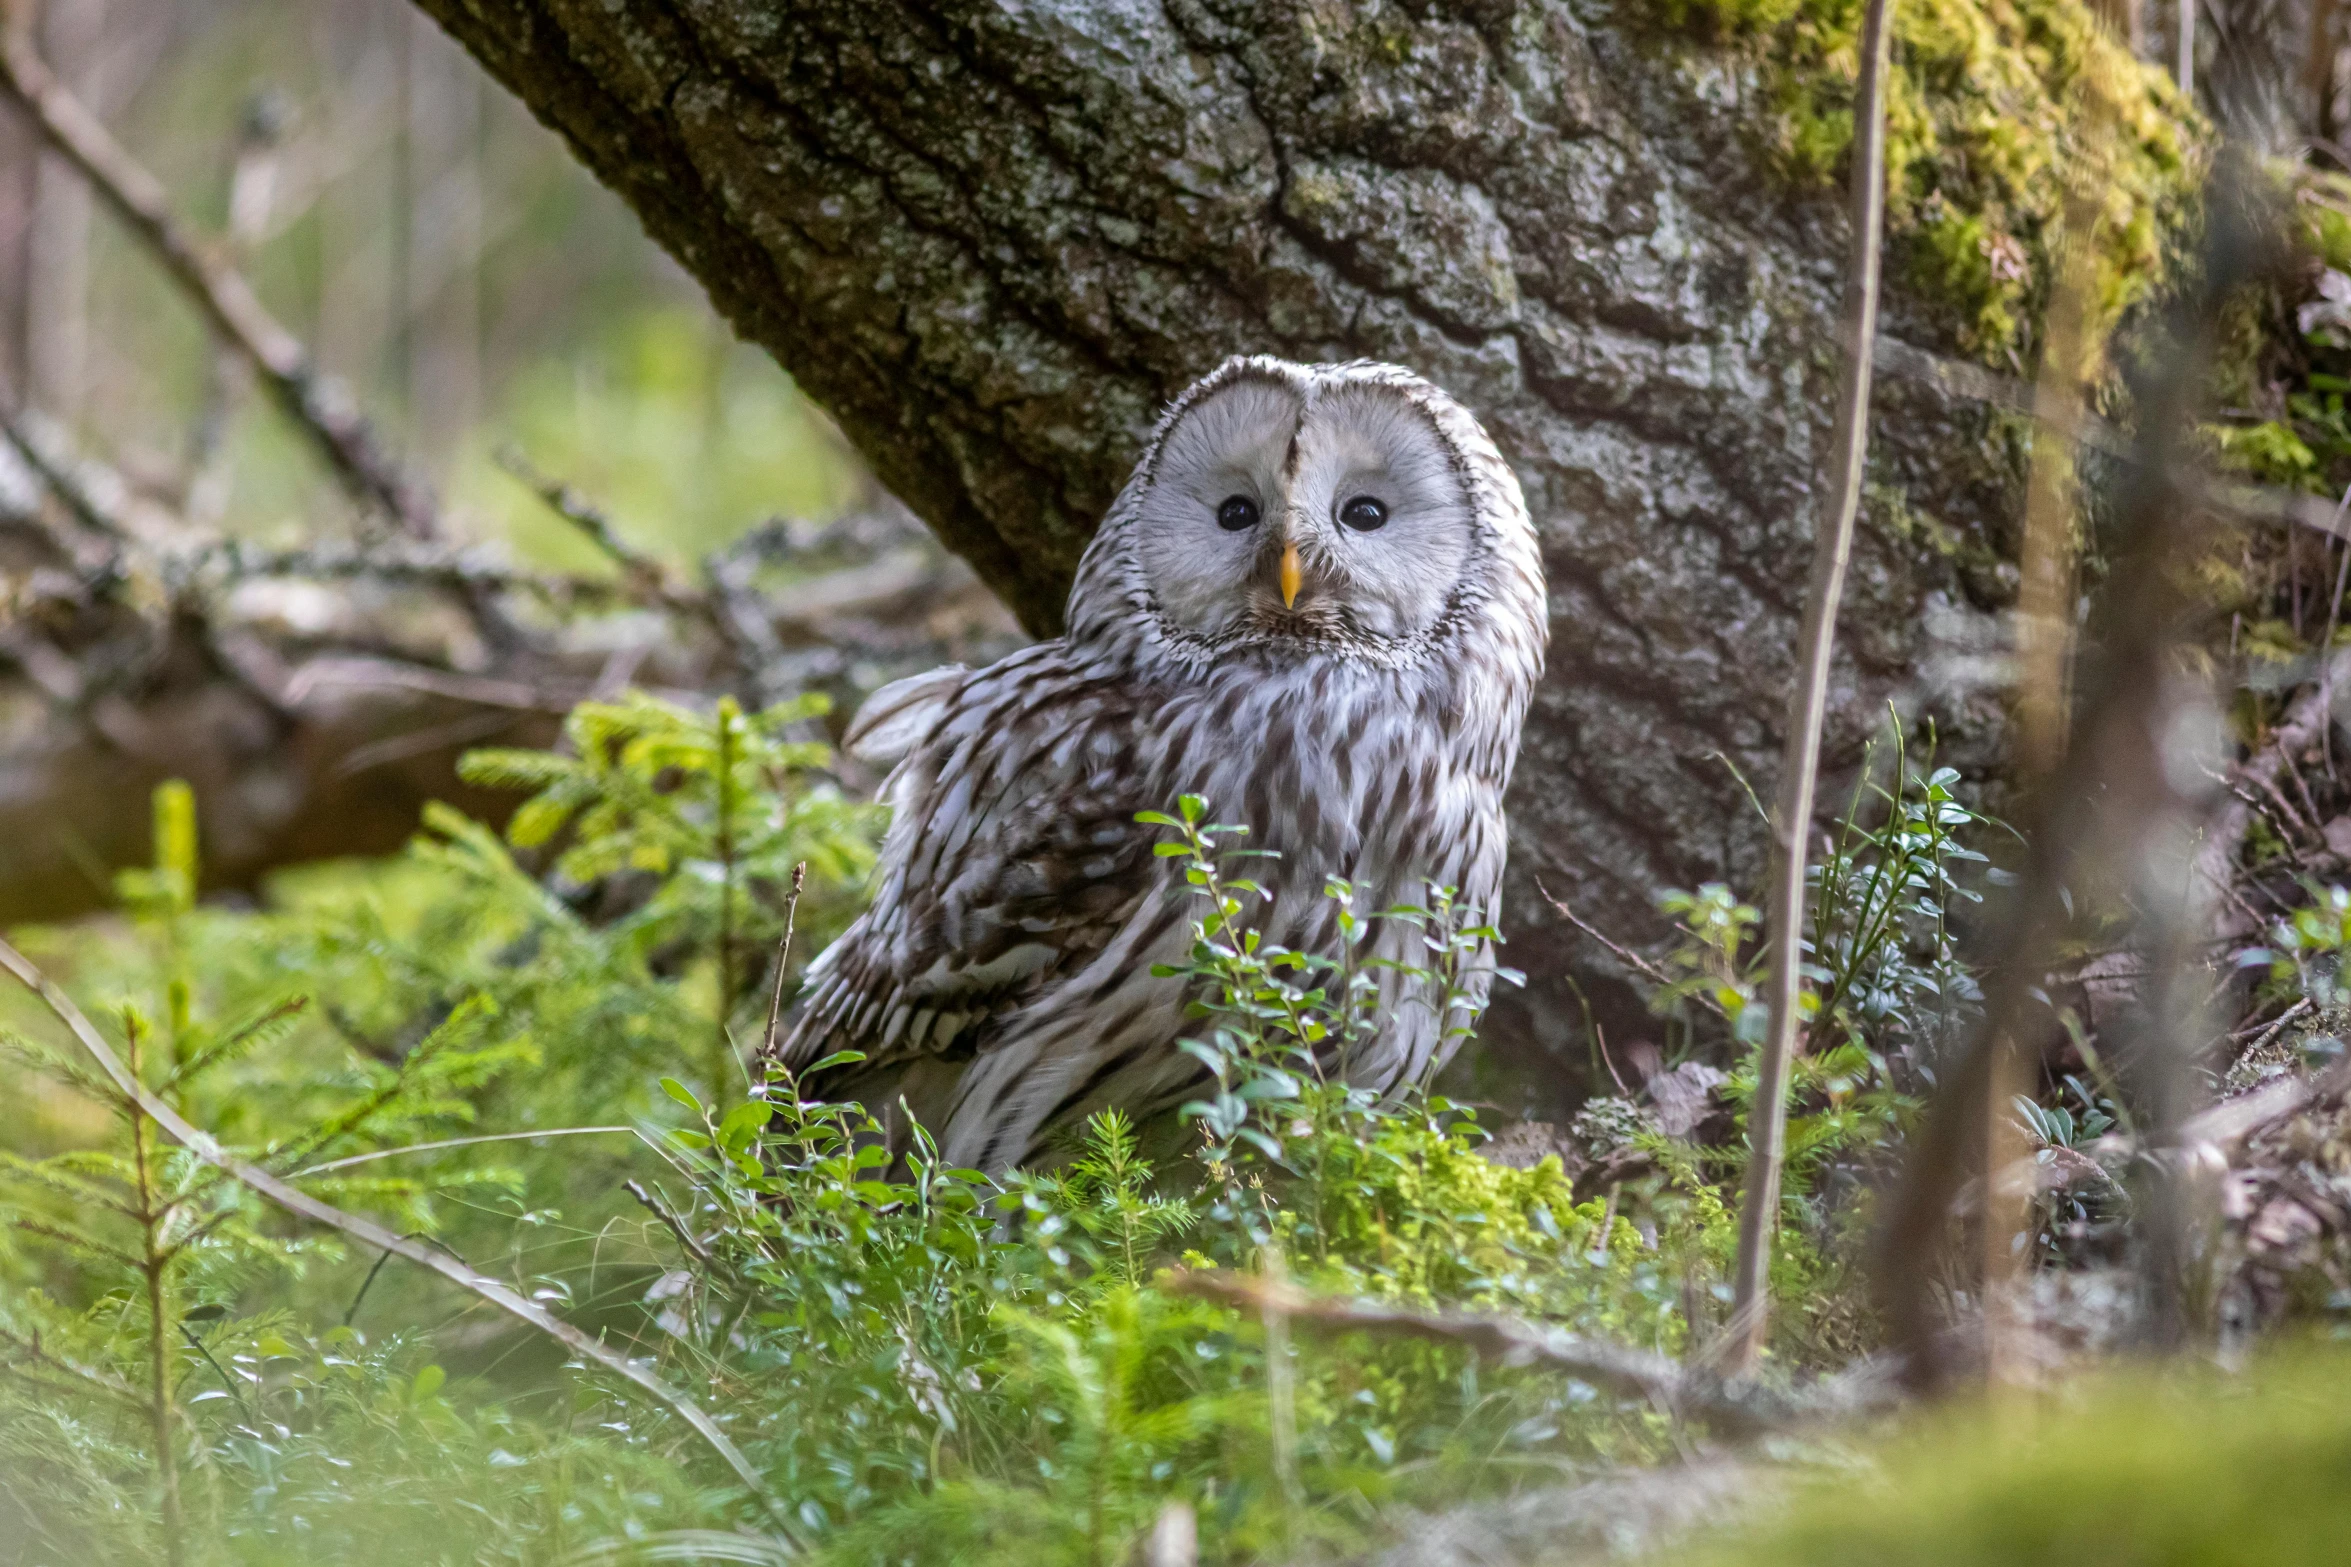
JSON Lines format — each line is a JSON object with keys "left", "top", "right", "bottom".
{"left": 402, "top": 0, "right": 2044, "bottom": 1105}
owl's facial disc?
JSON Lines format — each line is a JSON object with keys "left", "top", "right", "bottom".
{"left": 1132, "top": 373, "right": 1478, "bottom": 645}
{"left": 1271, "top": 384, "right": 1476, "bottom": 639}
{"left": 1130, "top": 375, "right": 1303, "bottom": 635}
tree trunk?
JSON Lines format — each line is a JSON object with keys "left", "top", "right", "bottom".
{"left": 404, "top": 0, "right": 2068, "bottom": 1106}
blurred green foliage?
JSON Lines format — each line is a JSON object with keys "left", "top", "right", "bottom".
{"left": 1670, "top": 1351, "right": 2351, "bottom": 1567}
{"left": 0, "top": 745, "right": 1755, "bottom": 1565}
{"left": 0, "top": 703, "right": 2333, "bottom": 1567}
{"left": 58, "top": 0, "right": 864, "bottom": 562}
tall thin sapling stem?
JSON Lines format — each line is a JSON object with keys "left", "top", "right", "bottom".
{"left": 1725, "top": 0, "right": 1896, "bottom": 1374}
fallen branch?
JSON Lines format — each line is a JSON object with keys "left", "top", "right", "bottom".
{"left": 1163, "top": 1270, "right": 1890, "bottom": 1437}
{"left": 2196, "top": 643, "right": 2351, "bottom": 938}
{"left": 200, "top": 537, "right": 638, "bottom": 604}
{"left": 0, "top": 933, "right": 784, "bottom": 1523}
{"left": 495, "top": 446, "right": 691, "bottom": 606}
{"left": 1, "top": 407, "right": 134, "bottom": 544}
{"left": 625, "top": 1179, "right": 716, "bottom": 1270}
{"left": 0, "top": 29, "right": 438, "bottom": 539}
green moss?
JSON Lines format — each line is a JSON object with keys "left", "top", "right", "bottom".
{"left": 1641, "top": 0, "right": 2203, "bottom": 362}
{"left": 1670, "top": 1349, "right": 2351, "bottom": 1566}
{"left": 2216, "top": 420, "right": 2322, "bottom": 489}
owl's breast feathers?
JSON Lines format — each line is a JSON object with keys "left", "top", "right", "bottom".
{"left": 773, "top": 633, "right": 1529, "bottom": 1147}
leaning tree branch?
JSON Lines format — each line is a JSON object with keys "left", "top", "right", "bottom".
{"left": 0, "top": 27, "right": 440, "bottom": 539}
{"left": 0, "top": 407, "right": 1018, "bottom": 925}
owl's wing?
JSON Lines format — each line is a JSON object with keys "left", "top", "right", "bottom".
{"left": 776, "top": 650, "right": 1168, "bottom": 1078}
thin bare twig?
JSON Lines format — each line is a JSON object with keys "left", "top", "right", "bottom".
{"left": 0, "top": 1323, "right": 148, "bottom": 1409}
{"left": 0, "top": 934, "right": 783, "bottom": 1522}
{"left": 760, "top": 863, "right": 809, "bottom": 1060}
{"left": 2321, "top": 493, "right": 2350, "bottom": 778}
{"left": 206, "top": 537, "right": 596, "bottom": 593}
{"left": 2197, "top": 643, "right": 2351, "bottom": 923}
{"left": 494, "top": 445, "right": 697, "bottom": 610}
{"left": 0, "top": 28, "right": 438, "bottom": 538}
{"left": 1533, "top": 879, "right": 1728, "bottom": 1018}
{"left": 2236, "top": 997, "right": 2311, "bottom": 1058}
{"left": 1727, "top": 0, "right": 1895, "bottom": 1375}
{"left": 1163, "top": 1271, "right": 1889, "bottom": 1436}
{"left": 1, "top": 406, "right": 131, "bottom": 542}
{"left": 625, "top": 1179, "right": 715, "bottom": 1270}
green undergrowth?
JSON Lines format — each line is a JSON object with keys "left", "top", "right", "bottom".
{"left": 2212, "top": 170, "right": 2351, "bottom": 500}
{"left": 0, "top": 716, "right": 1815, "bottom": 1566}
{"left": 1639, "top": 0, "right": 2200, "bottom": 362}
{"left": 3, "top": 681, "right": 2318, "bottom": 1565}
{"left": 1667, "top": 1347, "right": 2351, "bottom": 1566}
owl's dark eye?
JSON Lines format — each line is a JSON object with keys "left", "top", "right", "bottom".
{"left": 1339, "top": 495, "right": 1388, "bottom": 532}
{"left": 1216, "top": 495, "right": 1260, "bottom": 532}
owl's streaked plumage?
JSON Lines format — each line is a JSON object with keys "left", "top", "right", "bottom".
{"left": 773, "top": 357, "right": 1548, "bottom": 1173}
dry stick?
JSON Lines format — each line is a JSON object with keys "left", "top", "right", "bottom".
{"left": 495, "top": 445, "right": 700, "bottom": 612}
{"left": 1877, "top": 189, "right": 2271, "bottom": 1389}
{"left": 0, "top": 935, "right": 785, "bottom": 1525}
{"left": 1724, "top": 0, "right": 1895, "bottom": 1376}
{"left": 1165, "top": 1271, "right": 1880, "bottom": 1436}
{"left": 2193, "top": 643, "right": 2351, "bottom": 928}
{"left": 760, "top": 863, "right": 809, "bottom": 1062}
{"left": 0, "top": 30, "right": 438, "bottom": 539}
{"left": 625, "top": 1178, "right": 715, "bottom": 1270}
{"left": 2319, "top": 485, "right": 2351, "bottom": 779}
{"left": 0, "top": 406, "right": 128, "bottom": 543}
{"left": 1536, "top": 879, "right": 1730, "bottom": 1022}
{"left": 1985, "top": 181, "right": 2103, "bottom": 1386}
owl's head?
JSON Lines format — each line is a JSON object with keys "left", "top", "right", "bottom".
{"left": 1071, "top": 358, "right": 1544, "bottom": 667}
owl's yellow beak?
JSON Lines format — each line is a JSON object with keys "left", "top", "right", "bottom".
{"left": 1279, "top": 540, "right": 1303, "bottom": 609}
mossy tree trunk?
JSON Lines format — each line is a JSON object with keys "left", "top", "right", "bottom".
{"left": 405, "top": 0, "right": 2135, "bottom": 1104}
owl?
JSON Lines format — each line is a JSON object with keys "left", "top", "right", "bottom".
{"left": 772, "top": 357, "right": 1548, "bottom": 1174}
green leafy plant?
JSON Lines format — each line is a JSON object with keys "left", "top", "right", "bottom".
{"left": 459, "top": 690, "right": 881, "bottom": 1094}
{"left": 0, "top": 741, "right": 1906, "bottom": 1565}
{"left": 0, "top": 785, "right": 534, "bottom": 1564}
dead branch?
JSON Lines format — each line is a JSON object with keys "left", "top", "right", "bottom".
{"left": 2196, "top": 643, "right": 2351, "bottom": 940}
{"left": 1535, "top": 882, "right": 1682, "bottom": 995}
{"left": 0, "top": 28, "right": 438, "bottom": 539}
{"left": 494, "top": 445, "right": 702, "bottom": 611}
{"left": 624, "top": 1179, "right": 715, "bottom": 1270}
{"left": 197, "top": 538, "right": 635, "bottom": 605}
{"left": 1, "top": 406, "right": 137, "bottom": 544}
{"left": 1877, "top": 182, "right": 2285, "bottom": 1387}
{"left": 1164, "top": 1270, "right": 1894, "bottom": 1438}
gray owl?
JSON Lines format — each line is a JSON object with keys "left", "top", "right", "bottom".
{"left": 773, "top": 357, "right": 1548, "bottom": 1173}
